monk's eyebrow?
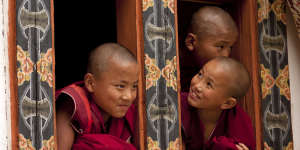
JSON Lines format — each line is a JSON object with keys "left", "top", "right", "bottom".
{"left": 119, "top": 80, "right": 139, "bottom": 84}
{"left": 120, "top": 80, "right": 128, "bottom": 84}
{"left": 215, "top": 41, "right": 228, "bottom": 44}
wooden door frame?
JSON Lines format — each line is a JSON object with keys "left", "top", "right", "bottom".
{"left": 8, "top": 0, "right": 18, "bottom": 149}
{"left": 233, "top": 1, "right": 262, "bottom": 149}
{"left": 8, "top": 0, "right": 57, "bottom": 149}
{"left": 7, "top": 0, "right": 262, "bottom": 149}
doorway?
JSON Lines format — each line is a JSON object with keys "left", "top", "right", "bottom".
{"left": 54, "top": 1, "right": 117, "bottom": 89}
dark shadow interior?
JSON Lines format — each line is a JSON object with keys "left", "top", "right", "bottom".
{"left": 54, "top": 1, "right": 117, "bottom": 89}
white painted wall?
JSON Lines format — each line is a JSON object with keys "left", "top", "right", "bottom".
{"left": 0, "top": 0, "right": 11, "bottom": 149}
{"left": 287, "top": 8, "right": 300, "bottom": 149}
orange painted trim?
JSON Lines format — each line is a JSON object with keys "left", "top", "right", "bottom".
{"left": 174, "top": 0, "right": 183, "bottom": 149}
{"left": 247, "top": 1, "right": 263, "bottom": 149}
{"left": 8, "top": 0, "right": 18, "bottom": 149}
{"left": 50, "top": 0, "right": 57, "bottom": 149}
{"left": 136, "top": 0, "right": 146, "bottom": 149}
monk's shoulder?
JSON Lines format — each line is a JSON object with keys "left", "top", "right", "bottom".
{"left": 234, "top": 105, "right": 252, "bottom": 122}
{"left": 56, "top": 93, "right": 75, "bottom": 120}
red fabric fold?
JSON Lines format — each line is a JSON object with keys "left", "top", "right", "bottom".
{"left": 72, "top": 134, "right": 136, "bottom": 150}
{"left": 181, "top": 92, "right": 256, "bottom": 150}
{"left": 208, "top": 136, "right": 238, "bottom": 150}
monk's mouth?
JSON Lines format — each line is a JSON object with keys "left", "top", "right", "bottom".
{"left": 117, "top": 105, "right": 130, "bottom": 110}
{"left": 189, "top": 90, "right": 201, "bottom": 100}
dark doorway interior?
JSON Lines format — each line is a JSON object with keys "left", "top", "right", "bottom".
{"left": 54, "top": 1, "right": 117, "bottom": 89}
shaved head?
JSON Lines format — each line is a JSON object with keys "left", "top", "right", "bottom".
{"left": 212, "top": 56, "right": 250, "bottom": 99}
{"left": 190, "top": 6, "right": 238, "bottom": 40}
{"left": 87, "top": 43, "right": 137, "bottom": 77}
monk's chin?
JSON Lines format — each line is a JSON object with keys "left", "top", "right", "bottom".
{"left": 187, "top": 97, "right": 198, "bottom": 108}
{"left": 111, "top": 111, "right": 127, "bottom": 118}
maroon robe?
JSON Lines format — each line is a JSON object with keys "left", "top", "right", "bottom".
{"left": 181, "top": 92, "right": 256, "bottom": 150}
{"left": 56, "top": 82, "right": 137, "bottom": 150}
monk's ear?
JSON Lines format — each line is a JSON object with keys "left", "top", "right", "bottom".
{"left": 220, "top": 97, "right": 237, "bottom": 110}
{"left": 185, "top": 33, "right": 197, "bottom": 52}
{"left": 84, "top": 73, "right": 95, "bottom": 93}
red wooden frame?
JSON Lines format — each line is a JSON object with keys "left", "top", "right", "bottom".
{"left": 8, "top": 0, "right": 18, "bottom": 149}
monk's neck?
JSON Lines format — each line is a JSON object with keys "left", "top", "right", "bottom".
{"left": 197, "top": 108, "right": 222, "bottom": 124}
{"left": 99, "top": 109, "right": 111, "bottom": 124}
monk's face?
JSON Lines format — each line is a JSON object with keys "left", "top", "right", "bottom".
{"left": 93, "top": 58, "right": 139, "bottom": 118}
{"left": 192, "top": 26, "right": 238, "bottom": 67}
{"left": 187, "top": 59, "right": 232, "bottom": 110}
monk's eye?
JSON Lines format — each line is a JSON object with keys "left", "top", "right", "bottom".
{"left": 115, "top": 84, "right": 125, "bottom": 89}
{"left": 217, "top": 45, "right": 224, "bottom": 50}
{"left": 132, "top": 84, "right": 138, "bottom": 89}
{"left": 198, "top": 72, "right": 203, "bottom": 78}
{"left": 206, "top": 82, "right": 213, "bottom": 89}
{"left": 215, "top": 44, "right": 225, "bottom": 50}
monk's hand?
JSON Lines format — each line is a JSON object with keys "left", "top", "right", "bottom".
{"left": 126, "top": 137, "right": 132, "bottom": 143}
{"left": 236, "top": 143, "right": 249, "bottom": 150}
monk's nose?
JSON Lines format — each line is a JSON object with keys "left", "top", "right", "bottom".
{"left": 194, "top": 82, "right": 202, "bottom": 94}
{"left": 221, "top": 47, "right": 231, "bottom": 57}
{"left": 122, "top": 89, "right": 135, "bottom": 101}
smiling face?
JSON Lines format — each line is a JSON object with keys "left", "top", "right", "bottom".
{"left": 87, "top": 56, "right": 139, "bottom": 119}
{"left": 187, "top": 59, "right": 234, "bottom": 110}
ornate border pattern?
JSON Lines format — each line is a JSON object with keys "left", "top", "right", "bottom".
{"left": 16, "top": 0, "right": 54, "bottom": 149}
{"left": 257, "top": 0, "right": 293, "bottom": 149}
{"left": 142, "top": 0, "right": 180, "bottom": 149}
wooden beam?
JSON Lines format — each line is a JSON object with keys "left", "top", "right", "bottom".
{"left": 174, "top": 0, "right": 183, "bottom": 149}
{"left": 231, "top": 0, "right": 262, "bottom": 149}
{"left": 135, "top": 0, "right": 146, "bottom": 148}
{"left": 8, "top": 0, "right": 18, "bottom": 149}
{"left": 50, "top": 0, "right": 58, "bottom": 149}
{"left": 116, "top": 0, "right": 137, "bottom": 55}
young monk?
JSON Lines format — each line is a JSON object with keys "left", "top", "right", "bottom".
{"left": 56, "top": 43, "right": 139, "bottom": 150}
{"left": 180, "top": 6, "right": 239, "bottom": 92}
{"left": 181, "top": 56, "right": 256, "bottom": 150}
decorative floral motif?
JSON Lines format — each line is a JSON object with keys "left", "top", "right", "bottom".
{"left": 162, "top": 56, "right": 177, "bottom": 91}
{"left": 145, "top": 54, "right": 161, "bottom": 90}
{"left": 258, "top": 0, "right": 271, "bottom": 23}
{"left": 143, "top": 0, "right": 175, "bottom": 13}
{"left": 275, "top": 65, "right": 291, "bottom": 100}
{"left": 287, "top": 0, "right": 300, "bottom": 39}
{"left": 17, "top": 45, "right": 34, "bottom": 86}
{"left": 40, "top": 136, "right": 55, "bottom": 150}
{"left": 37, "top": 48, "right": 53, "bottom": 87}
{"left": 284, "top": 142, "right": 294, "bottom": 150}
{"left": 19, "top": 134, "right": 35, "bottom": 150}
{"left": 167, "top": 138, "right": 180, "bottom": 150}
{"left": 261, "top": 64, "right": 275, "bottom": 99}
{"left": 147, "top": 137, "right": 161, "bottom": 150}
{"left": 143, "top": 0, "right": 154, "bottom": 12}
{"left": 271, "top": 0, "right": 286, "bottom": 24}
{"left": 162, "top": 0, "right": 175, "bottom": 14}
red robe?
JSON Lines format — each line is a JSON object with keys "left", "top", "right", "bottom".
{"left": 181, "top": 92, "right": 256, "bottom": 150}
{"left": 56, "top": 82, "right": 137, "bottom": 150}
